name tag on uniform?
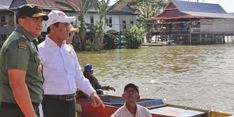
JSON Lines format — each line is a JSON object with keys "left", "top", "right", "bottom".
{"left": 18, "top": 44, "right": 27, "bottom": 49}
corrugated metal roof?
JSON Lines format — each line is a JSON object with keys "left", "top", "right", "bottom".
{"left": 184, "top": 11, "right": 234, "bottom": 19}
{"left": 108, "top": 1, "right": 137, "bottom": 15}
{"left": 172, "top": 0, "right": 227, "bottom": 14}
{"left": 169, "top": 0, "right": 234, "bottom": 19}
{"left": 0, "top": 0, "right": 13, "bottom": 10}
{"left": 149, "top": 0, "right": 234, "bottom": 20}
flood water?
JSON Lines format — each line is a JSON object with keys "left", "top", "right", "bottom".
{"left": 77, "top": 44, "right": 234, "bottom": 114}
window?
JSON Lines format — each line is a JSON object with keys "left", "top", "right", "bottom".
{"left": 109, "top": 17, "right": 112, "bottom": 27}
{"left": 1, "top": 16, "right": 5, "bottom": 22}
{"left": 0, "top": 16, "right": 6, "bottom": 26}
{"left": 90, "top": 16, "right": 94, "bottom": 25}
{"left": 123, "top": 21, "right": 126, "bottom": 29}
{"left": 130, "top": 21, "right": 134, "bottom": 25}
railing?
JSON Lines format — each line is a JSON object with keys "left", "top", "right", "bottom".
{"left": 191, "top": 28, "right": 201, "bottom": 32}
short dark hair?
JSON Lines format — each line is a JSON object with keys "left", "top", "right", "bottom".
{"left": 47, "top": 22, "right": 60, "bottom": 33}
{"left": 124, "top": 83, "right": 139, "bottom": 93}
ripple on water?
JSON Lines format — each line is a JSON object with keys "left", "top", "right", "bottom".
{"left": 78, "top": 45, "right": 234, "bottom": 114}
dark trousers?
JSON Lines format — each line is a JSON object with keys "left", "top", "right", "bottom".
{"left": 42, "top": 97, "right": 76, "bottom": 117}
{"left": 0, "top": 102, "right": 39, "bottom": 117}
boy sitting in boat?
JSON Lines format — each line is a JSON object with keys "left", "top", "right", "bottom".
{"left": 111, "top": 83, "right": 152, "bottom": 117}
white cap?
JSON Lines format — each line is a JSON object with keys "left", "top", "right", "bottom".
{"left": 45, "top": 10, "right": 76, "bottom": 28}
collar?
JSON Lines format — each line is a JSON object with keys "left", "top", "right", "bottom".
{"left": 45, "top": 35, "right": 60, "bottom": 47}
{"left": 123, "top": 103, "right": 139, "bottom": 116}
{"left": 45, "top": 35, "right": 67, "bottom": 47}
{"left": 45, "top": 35, "right": 72, "bottom": 52}
{"left": 15, "top": 26, "right": 35, "bottom": 42}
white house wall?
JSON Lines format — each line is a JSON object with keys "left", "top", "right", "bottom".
{"left": 84, "top": 13, "right": 121, "bottom": 32}
{"left": 41, "top": 12, "right": 137, "bottom": 33}
{"left": 84, "top": 13, "right": 137, "bottom": 32}
{"left": 0, "top": 11, "right": 14, "bottom": 27}
{"left": 84, "top": 13, "right": 99, "bottom": 25}
{"left": 119, "top": 15, "right": 137, "bottom": 32}
{"left": 105, "top": 15, "right": 120, "bottom": 32}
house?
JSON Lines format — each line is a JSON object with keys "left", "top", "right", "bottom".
{"left": 106, "top": 1, "right": 138, "bottom": 32}
{"left": 82, "top": 1, "right": 137, "bottom": 33}
{"left": 0, "top": 0, "right": 137, "bottom": 33}
{"left": 9, "top": 0, "right": 92, "bottom": 32}
{"left": 148, "top": 0, "right": 234, "bottom": 44}
{"left": 0, "top": 0, "right": 14, "bottom": 46}
{"left": 0, "top": 0, "right": 14, "bottom": 35}
{"left": 0, "top": 0, "right": 138, "bottom": 48}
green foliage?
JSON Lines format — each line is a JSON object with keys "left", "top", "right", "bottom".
{"left": 84, "top": 39, "right": 92, "bottom": 51}
{"left": 121, "top": 0, "right": 168, "bottom": 43}
{"left": 125, "top": 25, "right": 145, "bottom": 49}
{"left": 85, "top": 0, "right": 110, "bottom": 51}
{"left": 103, "top": 30, "right": 118, "bottom": 49}
{"left": 55, "top": 0, "right": 99, "bottom": 51}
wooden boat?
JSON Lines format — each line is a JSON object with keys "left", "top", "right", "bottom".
{"left": 76, "top": 95, "right": 232, "bottom": 117}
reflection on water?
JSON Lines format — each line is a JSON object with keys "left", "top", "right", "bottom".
{"left": 78, "top": 44, "right": 234, "bottom": 114}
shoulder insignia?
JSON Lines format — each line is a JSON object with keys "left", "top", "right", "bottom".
{"left": 37, "top": 64, "right": 42, "bottom": 73}
{"left": 18, "top": 43, "right": 27, "bottom": 49}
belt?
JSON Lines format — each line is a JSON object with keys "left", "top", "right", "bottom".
{"left": 44, "top": 94, "right": 75, "bottom": 101}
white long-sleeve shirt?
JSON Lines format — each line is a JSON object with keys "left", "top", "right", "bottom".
{"left": 38, "top": 35, "right": 95, "bottom": 96}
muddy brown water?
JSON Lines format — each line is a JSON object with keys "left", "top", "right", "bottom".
{"left": 77, "top": 44, "right": 234, "bottom": 114}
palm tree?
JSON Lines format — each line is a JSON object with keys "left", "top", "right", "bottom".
{"left": 137, "top": 2, "right": 156, "bottom": 43}
{"left": 131, "top": 0, "right": 168, "bottom": 43}
{"left": 89, "top": 0, "right": 111, "bottom": 50}
{"left": 55, "top": 0, "right": 112, "bottom": 51}
{"left": 116, "top": 0, "right": 168, "bottom": 43}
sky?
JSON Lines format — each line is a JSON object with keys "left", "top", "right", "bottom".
{"left": 109, "top": 0, "right": 234, "bottom": 13}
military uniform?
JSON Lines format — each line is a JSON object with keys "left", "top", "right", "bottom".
{"left": 0, "top": 26, "right": 44, "bottom": 116}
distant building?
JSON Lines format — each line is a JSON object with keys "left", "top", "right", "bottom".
{"left": 0, "top": 0, "right": 137, "bottom": 33}
{"left": 148, "top": 0, "right": 234, "bottom": 44}
{"left": 0, "top": 0, "right": 138, "bottom": 47}
{"left": 0, "top": 0, "right": 14, "bottom": 47}
{"left": 107, "top": 1, "right": 138, "bottom": 32}
{"left": 0, "top": 0, "right": 14, "bottom": 35}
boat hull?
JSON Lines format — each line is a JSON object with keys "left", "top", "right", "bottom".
{"left": 76, "top": 95, "right": 232, "bottom": 117}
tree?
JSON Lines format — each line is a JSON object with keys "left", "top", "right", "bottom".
{"left": 121, "top": 0, "right": 168, "bottom": 43}
{"left": 56, "top": 0, "right": 112, "bottom": 51}
{"left": 91, "top": 0, "right": 111, "bottom": 51}
{"left": 55, "top": 0, "right": 96, "bottom": 51}
{"left": 125, "top": 25, "right": 145, "bottom": 49}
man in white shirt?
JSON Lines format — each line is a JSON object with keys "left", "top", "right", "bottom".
{"left": 38, "top": 10, "right": 104, "bottom": 117}
{"left": 111, "top": 83, "right": 152, "bottom": 117}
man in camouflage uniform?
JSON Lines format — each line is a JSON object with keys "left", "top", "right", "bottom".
{"left": 0, "top": 4, "right": 48, "bottom": 117}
